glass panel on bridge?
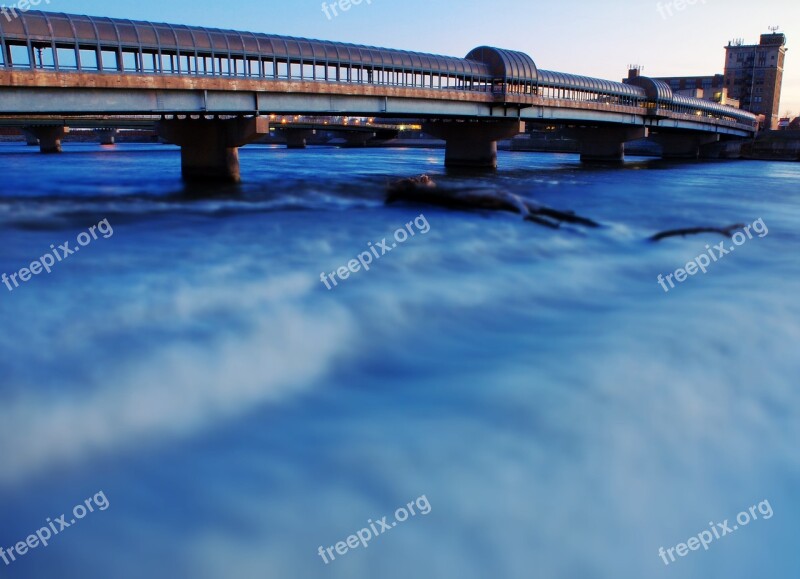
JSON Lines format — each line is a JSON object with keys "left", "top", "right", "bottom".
{"left": 101, "top": 50, "right": 118, "bottom": 71}
{"left": 56, "top": 47, "right": 78, "bottom": 70}
{"left": 79, "top": 49, "right": 98, "bottom": 71}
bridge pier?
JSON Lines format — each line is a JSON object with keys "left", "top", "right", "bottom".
{"left": 650, "top": 133, "right": 720, "bottom": 159}
{"left": 95, "top": 128, "right": 118, "bottom": 145}
{"left": 280, "top": 129, "right": 316, "bottom": 149}
{"left": 564, "top": 127, "right": 647, "bottom": 163}
{"left": 342, "top": 132, "right": 376, "bottom": 148}
{"left": 22, "top": 126, "right": 69, "bottom": 153}
{"left": 156, "top": 116, "right": 269, "bottom": 183}
{"left": 423, "top": 120, "right": 524, "bottom": 169}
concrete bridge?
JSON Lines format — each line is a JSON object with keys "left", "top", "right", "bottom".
{"left": 0, "top": 11, "right": 758, "bottom": 181}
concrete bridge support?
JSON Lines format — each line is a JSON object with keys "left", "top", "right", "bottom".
{"left": 280, "top": 129, "right": 316, "bottom": 149}
{"left": 650, "top": 133, "right": 720, "bottom": 159}
{"left": 95, "top": 128, "right": 118, "bottom": 145}
{"left": 22, "top": 126, "right": 69, "bottom": 153}
{"left": 156, "top": 116, "right": 269, "bottom": 183}
{"left": 564, "top": 127, "right": 648, "bottom": 162}
{"left": 423, "top": 120, "right": 525, "bottom": 169}
{"left": 342, "top": 132, "right": 377, "bottom": 148}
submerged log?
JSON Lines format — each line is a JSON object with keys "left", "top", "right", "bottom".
{"left": 387, "top": 175, "right": 599, "bottom": 229}
{"left": 649, "top": 224, "right": 745, "bottom": 242}
{"left": 388, "top": 176, "right": 746, "bottom": 241}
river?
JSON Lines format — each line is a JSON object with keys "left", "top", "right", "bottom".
{"left": 0, "top": 142, "right": 798, "bottom": 578}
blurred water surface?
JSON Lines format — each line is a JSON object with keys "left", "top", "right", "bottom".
{"left": 0, "top": 142, "right": 798, "bottom": 578}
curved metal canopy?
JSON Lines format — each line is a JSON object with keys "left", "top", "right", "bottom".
{"left": 673, "top": 94, "right": 755, "bottom": 123}
{"left": 465, "top": 46, "right": 538, "bottom": 83}
{"left": 0, "top": 10, "right": 492, "bottom": 78}
{"left": 625, "top": 76, "right": 674, "bottom": 102}
{"left": 538, "top": 69, "right": 646, "bottom": 98}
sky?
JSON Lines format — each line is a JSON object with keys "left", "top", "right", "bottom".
{"left": 32, "top": 0, "right": 800, "bottom": 115}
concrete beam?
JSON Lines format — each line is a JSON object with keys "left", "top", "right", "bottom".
{"left": 650, "top": 133, "right": 720, "bottom": 159}
{"left": 563, "top": 126, "right": 647, "bottom": 162}
{"left": 22, "top": 126, "right": 69, "bottom": 153}
{"left": 423, "top": 120, "right": 524, "bottom": 169}
{"left": 0, "top": 81, "right": 755, "bottom": 138}
{"left": 156, "top": 116, "right": 269, "bottom": 183}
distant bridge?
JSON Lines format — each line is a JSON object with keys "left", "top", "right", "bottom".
{"left": 0, "top": 11, "right": 758, "bottom": 181}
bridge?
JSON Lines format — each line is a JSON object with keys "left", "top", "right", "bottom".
{"left": 0, "top": 11, "right": 758, "bottom": 182}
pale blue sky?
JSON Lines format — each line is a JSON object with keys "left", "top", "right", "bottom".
{"left": 33, "top": 0, "right": 800, "bottom": 114}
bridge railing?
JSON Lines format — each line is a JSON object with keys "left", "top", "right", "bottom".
{"left": 3, "top": 38, "right": 501, "bottom": 96}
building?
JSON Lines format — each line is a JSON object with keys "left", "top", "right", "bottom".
{"left": 624, "top": 70, "right": 740, "bottom": 107}
{"left": 724, "top": 33, "right": 788, "bottom": 130}
{"left": 623, "top": 31, "right": 787, "bottom": 130}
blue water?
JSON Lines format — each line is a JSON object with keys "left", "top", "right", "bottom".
{"left": 0, "top": 142, "right": 798, "bottom": 579}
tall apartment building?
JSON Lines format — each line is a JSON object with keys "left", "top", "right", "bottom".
{"left": 724, "top": 33, "right": 788, "bottom": 130}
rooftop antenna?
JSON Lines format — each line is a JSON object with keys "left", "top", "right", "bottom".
{"left": 768, "top": 25, "right": 780, "bottom": 34}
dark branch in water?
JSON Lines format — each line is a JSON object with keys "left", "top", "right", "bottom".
{"left": 649, "top": 224, "right": 745, "bottom": 242}
{"left": 388, "top": 176, "right": 744, "bottom": 241}
{"left": 524, "top": 214, "right": 561, "bottom": 229}
{"left": 387, "top": 175, "right": 600, "bottom": 229}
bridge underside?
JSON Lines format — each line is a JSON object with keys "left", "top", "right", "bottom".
{"left": 0, "top": 72, "right": 755, "bottom": 180}
{"left": 0, "top": 71, "right": 754, "bottom": 135}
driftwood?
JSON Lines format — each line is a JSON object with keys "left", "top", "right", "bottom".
{"left": 649, "top": 224, "right": 745, "bottom": 242}
{"left": 387, "top": 175, "right": 600, "bottom": 229}
{"left": 388, "top": 176, "right": 743, "bottom": 241}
